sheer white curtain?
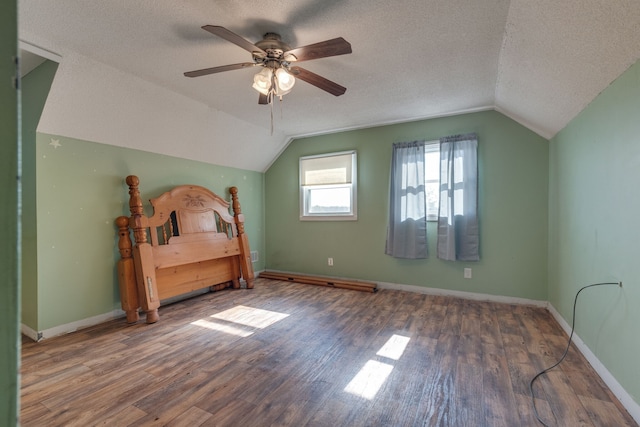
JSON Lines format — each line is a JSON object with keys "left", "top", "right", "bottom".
{"left": 437, "top": 133, "right": 479, "bottom": 261}
{"left": 385, "top": 141, "right": 428, "bottom": 259}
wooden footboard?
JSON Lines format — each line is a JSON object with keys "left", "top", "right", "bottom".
{"left": 115, "top": 175, "right": 254, "bottom": 324}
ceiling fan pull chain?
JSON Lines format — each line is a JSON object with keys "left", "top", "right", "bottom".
{"left": 279, "top": 96, "right": 284, "bottom": 119}
{"left": 270, "top": 98, "right": 274, "bottom": 136}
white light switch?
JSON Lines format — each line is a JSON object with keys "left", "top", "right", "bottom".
{"left": 464, "top": 268, "right": 472, "bottom": 279}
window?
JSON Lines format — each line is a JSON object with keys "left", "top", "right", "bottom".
{"left": 424, "top": 141, "right": 440, "bottom": 221}
{"left": 300, "top": 151, "right": 357, "bottom": 220}
{"left": 386, "top": 134, "right": 479, "bottom": 260}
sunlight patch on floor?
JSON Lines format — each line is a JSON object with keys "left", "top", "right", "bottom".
{"left": 211, "top": 305, "right": 290, "bottom": 328}
{"left": 344, "top": 334, "right": 411, "bottom": 400}
{"left": 344, "top": 360, "right": 394, "bottom": 400}
{"left": 376, "top": 334, "right": 411, "bottom": 360}
{"left": 190, "top": 305, "right": 290, "bottom": 337}
{"left": 190, "top": 318, "right": 255, "bottom": 337}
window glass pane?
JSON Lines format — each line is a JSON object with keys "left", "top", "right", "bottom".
{"left": 424, "top": 142, "right": 440, "bottom": 219}
{"left": 307, "top": 186, "right": 352, "bottom": 214}
{"left": 425, "top": 150, "right": 439, "bottom": 180}
{"left": 425, "top": 180, "right": 439, "bottom": 218}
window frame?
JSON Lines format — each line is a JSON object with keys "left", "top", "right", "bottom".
{"left": 424, "top": 141, "right": 440, "bottom": 221}
{"left": 299, "top": 150, "right": 358, "bottom": 221}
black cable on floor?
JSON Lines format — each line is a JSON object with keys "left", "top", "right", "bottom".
{"left": 529, "top": 281, "right": 621, "bottom": 426}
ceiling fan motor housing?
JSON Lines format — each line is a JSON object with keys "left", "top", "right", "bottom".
{"left": 254, "top": 33, "right": 292, "bottom": 61}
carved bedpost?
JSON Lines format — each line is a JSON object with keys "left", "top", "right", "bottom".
{"left": 126, "top": 175, "right": 147, "bottom": 244}
{"left": 125, "top": 175, "right": 160, "bottom": 323}
{"left": 115, "top": 216, "right": 139, "bottom": 323}
{"left": 230, "top": 186, "right": 255, "bottom": 289}
{"left": 230, "top": 186, "right": 245, "bottom": 235}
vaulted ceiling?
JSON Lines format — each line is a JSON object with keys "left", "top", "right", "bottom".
{"left": 18, "top": 0, "right": 640, "bottom": 172}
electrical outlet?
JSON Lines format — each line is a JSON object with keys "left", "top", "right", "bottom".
{"left": 328, "top": 257, "right": 334, "bottom": 266}
{"left": 464, "top": 268, "right": 472, "bottom": 279}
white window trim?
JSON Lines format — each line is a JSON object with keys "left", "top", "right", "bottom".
{"left": 299, "top": 150, "right": 357, "bottom": 221}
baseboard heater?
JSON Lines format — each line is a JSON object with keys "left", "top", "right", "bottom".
{"left": 259, "top": 271, "right": 377, "bottom": 293}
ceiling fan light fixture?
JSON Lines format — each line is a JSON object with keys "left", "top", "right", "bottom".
{"left": 252, "top": 67, "right": 273, "bottom": 95}
{"left": 275, "top": 68, "right": 295, "bottom": 95}
{"left": 252, "top": 66, "right": 296, "bottom": 99}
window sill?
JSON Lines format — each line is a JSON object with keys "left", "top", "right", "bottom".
{"left": 300, "top": 214, "right": 358, "bottom": 221}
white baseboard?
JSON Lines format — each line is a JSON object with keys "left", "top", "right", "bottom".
{"left": 21, "top": 309, "right": 126, "bottom": 342}
{"left": 20, "top": 323, "right": 41, "bottom": 342}
{"left": 547, "top": 303, "right": 640, "bottom": 425}
{"left": 376, "top": 280, "right": 548, "bottom": 307}
{"left": 262, "top": 270, "right": 546, "bottom": 307}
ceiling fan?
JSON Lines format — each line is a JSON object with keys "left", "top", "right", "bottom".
{"left": 184, "top": 25, "right": 352, "bottom": 105}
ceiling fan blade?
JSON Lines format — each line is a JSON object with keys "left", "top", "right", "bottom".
{"left": 289, "top": 66, "right": 346, "bottom": 96}
{"left": 284, "top": 37, "right": 352, "bottom": 62}
{"left": 202, "top": 25, "right": 266, "bottom": 57}
{"left": 258, "top": 93, "right": 269, "bottom": 105}
{"left": 184, "top": 62, "right": 258, "bottom": 78}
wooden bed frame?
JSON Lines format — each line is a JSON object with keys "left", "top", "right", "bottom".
{"left": 115, "top": 175, "right": 254, "bottom": 324}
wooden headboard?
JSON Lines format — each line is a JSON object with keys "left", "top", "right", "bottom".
{"left": 115, "top": 175, "right": 254, "bottom": 324}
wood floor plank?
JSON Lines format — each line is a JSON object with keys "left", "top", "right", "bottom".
{"left": 482, "top": 350, "right": 521, "bottom": 427}
{"left": 416, "top": 295, "right": 449, "bottom": 339}
{"left": 20, "top": 278, "right": 637, "bottom": 427}
{"left": 305, "top": 392, "right": 367, "bottom": 427}
{"left": 454, "top": 362, "right": 485, "bottom": 427}
{"left": 413, "top": 332, "right": 459, "bottom": 425}
{"left": 501, "top": 332, "right": 531, "bottom": 365}
{"left": 457, "top": 331, "right": 483, "bottom": 366}
{"left": 130, "top": 370, "right": 226, "bottom": 425}
{"left": 495, "top": 303, "right": 523, "bottom": 336}
{"left": 21, "top": 364, "right": 94, "bottom": 408}
{"left": 18, "top": 402, "right": 51, "bottom": 426}
{"left": 579, "top": 395, "right": 638, "bottom": 427}
{"left": 514, "top": 392, "right": 556, "bottom": 427}
{"left": 164, "top": 406, "right": 213, "bottom": 427}
{"left": 269, "top": 380, "right": 333, "bottom": 427}
{"left": 36, "top": 366, "right": 155, "bottom": 426}
{"left": 98, "top": 404, "right": 148, "bottom": 426}
{"left": 193, "top": 365, "right": 265, "bottom": 415}
{"left": 198, "top": 399, "right": 258, "bottom": 427}
{"left": 529, "top": 353, "right": 596, "bottom": 426}
{"left": 38, "top": 342, "right": 169, "bottom": 410}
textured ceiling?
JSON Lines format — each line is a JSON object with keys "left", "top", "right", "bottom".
{"left": 18, "top": 0, "right": 640, "bottom": 171}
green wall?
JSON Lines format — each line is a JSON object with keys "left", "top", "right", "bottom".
{"left": 21, "top": 60, "right": 58, "bottom": 330}
{"left": 265, "top": 110, "right": 549, "bottom": 300}
{"left": 0, "top": 0, "right": 19, "bottom": 424}
{"left": 33, "top": 133, "right": 265, "bottom": 331}
{"left": 549, "top": 58, "right": 640, "bottom": 403}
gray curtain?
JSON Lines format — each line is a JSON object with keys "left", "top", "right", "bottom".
{"left": 437, "top": 133, "right": 479, "bottom": 261}
{"left": 385, "top": 141, "right": 428, "bottom": 259}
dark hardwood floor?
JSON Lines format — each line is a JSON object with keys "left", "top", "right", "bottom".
{"left": 20, "top": 278, "right": 637, "bottom": 426}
